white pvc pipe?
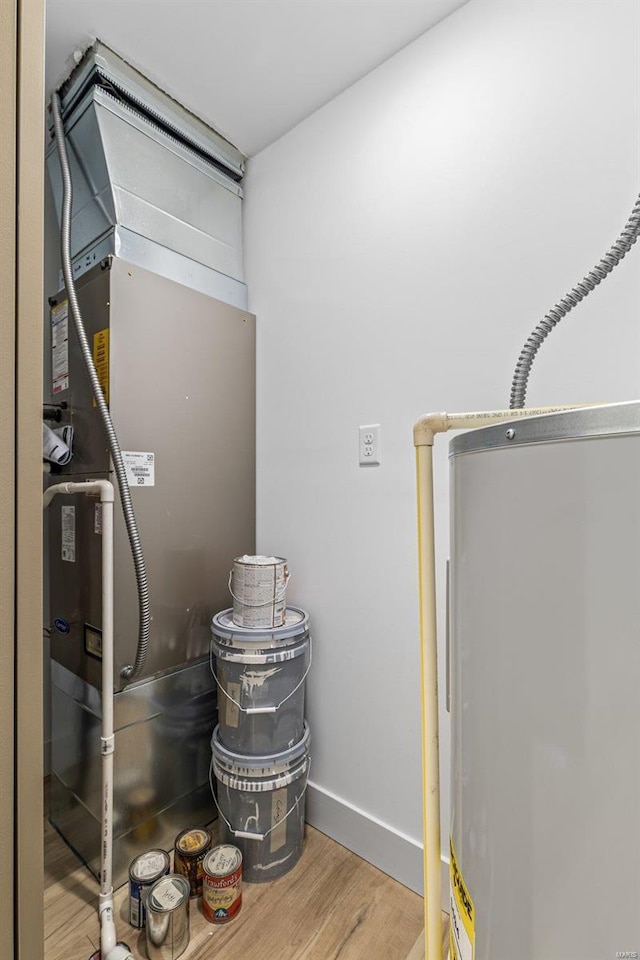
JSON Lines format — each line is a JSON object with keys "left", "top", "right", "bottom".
{"left": 43, "top": 480, "right": 132, "bottom": 960}
{"left": 413, "top": 401, "right": 601, "bottom": 959}
{"left": 98, "top": 485, "right": 117, "bottom": 955}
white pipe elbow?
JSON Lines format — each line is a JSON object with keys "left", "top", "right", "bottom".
{"left": 43, "top": 479, "right": 115, "bottom": 510}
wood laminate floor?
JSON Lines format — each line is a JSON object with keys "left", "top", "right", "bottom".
{"left": 44, "top": 815, "right": 449, "bottom": 960}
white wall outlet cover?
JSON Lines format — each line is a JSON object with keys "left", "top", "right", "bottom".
{"left": 359, "top": 424, "right": 381, "bottom": 466}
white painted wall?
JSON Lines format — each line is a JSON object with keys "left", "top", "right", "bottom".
{"left": 245, "top": 0, "right": 640, "bottom": 895}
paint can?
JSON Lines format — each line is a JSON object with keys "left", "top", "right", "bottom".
{"left": 202, "top": 845, "right": 243, "bottom": 923}
{"left": 145, "top": 874, "right": 190, "bottom": 960}
{"left": 211, "top": 606, "right": 311, "bottom": 754}
{"left": 173, "top": 826, "right": 212, "bottom": 898}
{"left": 128, "top": 848, "right": 171, "bottom": 928}
{"left": 210, "top": 721, "right": 311, "bottom": 883}
{"left": 229, "top": 555, "right": 289, "bottom": 628}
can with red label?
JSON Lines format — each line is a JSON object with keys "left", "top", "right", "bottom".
{"left": 202, "top": 845, "right": 243, "bottom": 923}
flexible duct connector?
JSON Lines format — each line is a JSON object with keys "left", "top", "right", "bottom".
{"left": 510, "top": 194, "right": 640, "bottom": 409}
{"left": 51, "top": 92, "right": 150, "bottom": 681}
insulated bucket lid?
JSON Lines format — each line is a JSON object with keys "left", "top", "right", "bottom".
{"left": 211, "top": 720, "right": 311, "bottom": 773}
{"left": 211, "top": 606, "right": 308, "bottom": 648}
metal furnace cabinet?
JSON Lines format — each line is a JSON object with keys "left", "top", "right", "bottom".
{"left": 46, "top": 257, "right": 255, "bottom": 885}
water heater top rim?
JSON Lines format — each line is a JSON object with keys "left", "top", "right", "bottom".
{"left": 449, "top": 399, "right": 640, "bottom": 458}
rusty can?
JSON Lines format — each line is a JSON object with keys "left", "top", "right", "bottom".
{"left": 128, "top": 849, "right": 171, "bottom": 928}
{"left": 173, "top": 827, "right": 212, "bottom": 898}
{"left": 202, "top": 845, "right": 243, "bottom": 923}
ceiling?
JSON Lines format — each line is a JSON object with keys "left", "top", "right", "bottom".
{"left": 46, "top": 0, "right": 469, "bottom": 157}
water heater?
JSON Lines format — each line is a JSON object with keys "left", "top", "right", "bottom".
{"left": 449, "top": 401, "right": 640, "bottom": 959}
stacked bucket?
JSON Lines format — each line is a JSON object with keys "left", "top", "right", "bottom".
{"left": 210, "top": 556, "right": 312, "bottom": 882}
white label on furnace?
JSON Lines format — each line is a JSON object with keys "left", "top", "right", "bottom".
{"left": 51, "top": 301, "right": 70, "bottom": 395}
{"left": 94, "top": 502, "right": 102, "bottom": 535}
{"left": 61, "top": 505, "right": 75, "bottom": 562}
{"left": 122, "top": 451, "right": 155, "bottom": 487}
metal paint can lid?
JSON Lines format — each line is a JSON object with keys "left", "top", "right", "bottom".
{"left": 147, "top": 875, "right": 190, "bottom": 914}
{"left": 233, "top": 554, "right": 287, "bottom": 565}
{"left": 129, "top": 849, "right": 170, "bottom": 883}
{"left": 203, "top": 845, "right": 242, "bottom": 877}
{"left": 175, "top": 827, "right": 212, "bottom": 858}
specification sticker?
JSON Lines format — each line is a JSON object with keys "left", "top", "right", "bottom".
{"left": 61, "top": 505, "right": 75, "bottom": 562}
{"left": 51, "top": 301, "right": 70, "bottom": 395}
{"left": 122, "top": 451, "right": 155, "bottom": 487}
{"left": 450, "top": 838, "right": 475, "bottom": 960}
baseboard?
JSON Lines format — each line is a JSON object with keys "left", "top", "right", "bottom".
{"left": 306, "top": 780, "right": 449, "bottom": 910}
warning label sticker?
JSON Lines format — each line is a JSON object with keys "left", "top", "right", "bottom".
{"left": 61, "top": 505, "right": 75, "bottom": 563}
{"left": 51, "top": 301, "right": 70, "bottom": 395}
{"left": 122, "top": 451, "right": 155, "bottom": 487}
{"left": 92, "top": 328, "right": 109, "bottom": 405}
{"left": 450, "top": 838, "right": 475, "bottom": 960}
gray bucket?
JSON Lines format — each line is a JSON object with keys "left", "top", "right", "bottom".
{"left": 211, "top": 607, "right": 311, "bottom": 754}
{"left": 210, "top": 723, "right": 311, "bottom": 883}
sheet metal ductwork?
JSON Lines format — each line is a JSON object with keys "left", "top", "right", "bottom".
{"left": 46, "top": 41, "right": 248, "bottom": 308}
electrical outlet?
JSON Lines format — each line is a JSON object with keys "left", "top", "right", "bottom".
{"left": 359, "top": 424, "right": 381, "bottom": 466}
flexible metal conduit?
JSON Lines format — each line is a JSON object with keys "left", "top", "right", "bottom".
{"left": 51, "top": 91, "right": 151, "bottom": 681}
{"left": 510, "top": 194, "right": 640, "bottom": 409}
